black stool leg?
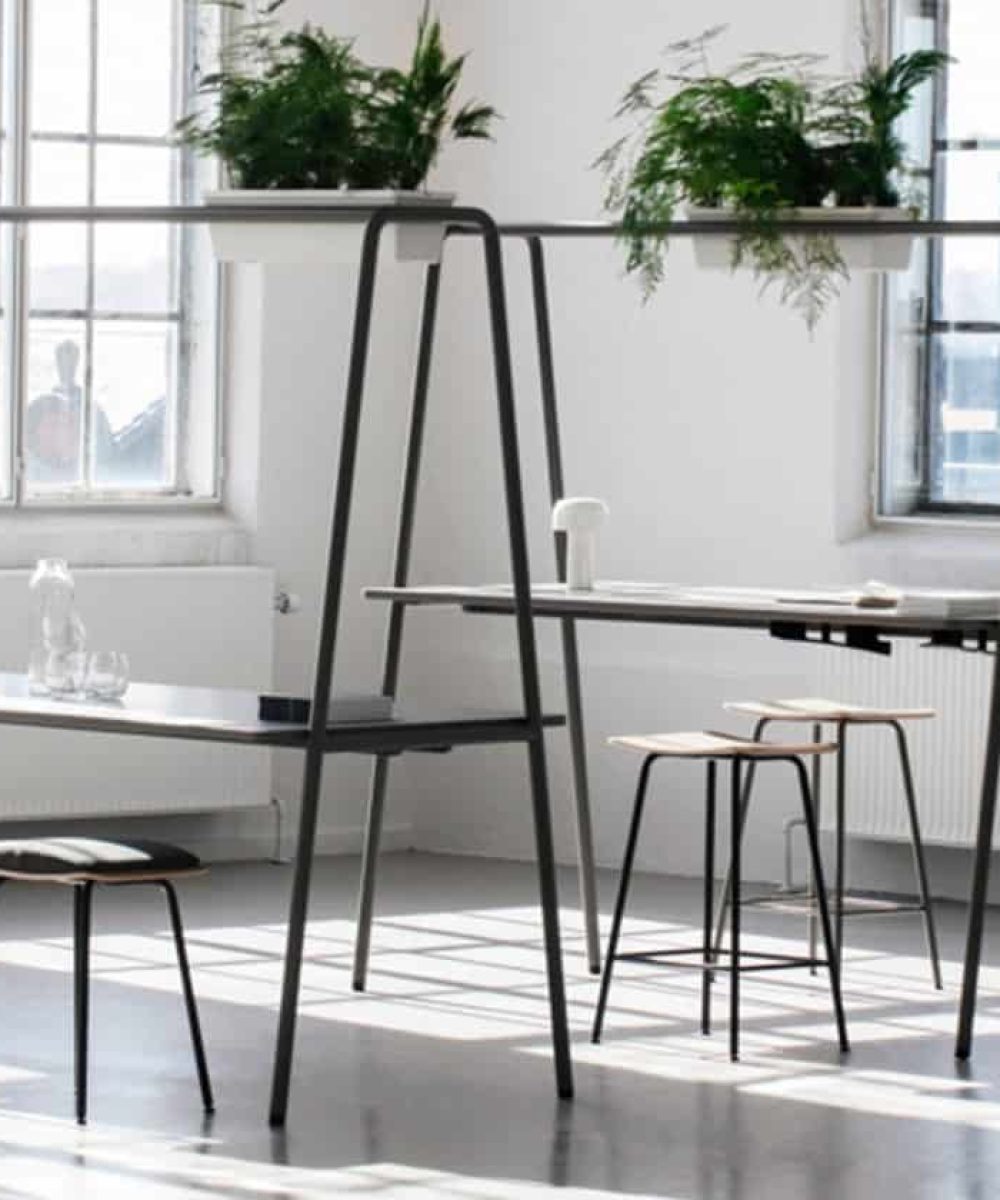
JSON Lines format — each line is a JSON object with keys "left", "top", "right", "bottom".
{"left": 834, "top": 720, "right": 847, "bottom": 978}
{"left": 161, "top": 881, "right": 214, "bottom": 1113}
{"left": 591, "top": 754, "right": 658, "bottom": 1044}
{"left": 729, "top": 759, "right": 742, "bottom": 1062}
{"left": 890, "top": 721, "right": 943, "bottom": 990}
{"left": 73, "top": 881, "right": 93, "bottom": 1125}
{"left": 702, "top": 761, "right": 716, "bottom": 1036}
{"left": 808, "top": 722, "right": 823, "bottom": 976}
{"left": 711, "top": 720, "right": 768, "bottom": 960}
{"left": 792, "top": 757, "right": 850, "bottom": 1054}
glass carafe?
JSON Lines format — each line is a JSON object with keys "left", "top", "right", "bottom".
{"left": 29, "top": 558, "right": 86, "bottom": 695}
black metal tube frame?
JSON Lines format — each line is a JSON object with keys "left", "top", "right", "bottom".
{"left": 268, "top": 206, "right": 574, "bottom": 1128}
{"left": 351, "top": 234, "right": 603, "bottom": 988}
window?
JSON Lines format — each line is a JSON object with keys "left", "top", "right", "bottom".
{"left": 0, "top": 0, "right": 219, "bottom": 506}
{"left": 880, "top": 0, "right": 1000, "bottom": 517}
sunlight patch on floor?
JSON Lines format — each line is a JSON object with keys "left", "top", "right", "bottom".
{"left": 2, "top": 907, "right": 1000, "bottom": 1133}
{"left": 0, "top": 1114, "right": 671, "bottom": 1200}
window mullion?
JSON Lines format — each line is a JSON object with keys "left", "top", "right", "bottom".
{"left": 82, "top": 0, "right": 98, "bottom": 492}
{"left": 920, "top": 0, "right": 950, "bottom": 506}
{"left": 9, "top": 0, "right": 30, "bottom": 504}
{"left": 171, "top": 0, "right": 189, "bottom": 495}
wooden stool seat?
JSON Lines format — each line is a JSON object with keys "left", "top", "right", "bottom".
{"left": 0, "top": 835, "right": 214, "bottom": 1124}
{"left": 609, "top": 731, "right": 838, "bottom": 759}
{"left": 724, "top": 697, "right": 936, "bottom": 723}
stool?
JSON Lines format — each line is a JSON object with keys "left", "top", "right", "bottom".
{"left": 0, "top": 836, "right": 214, "bottom": 1124}
{"left": 591, "top": 732, "right": 849, "bottom": 1061}
{"left": 719, "top": 699, "right": 942, "bottom": 989}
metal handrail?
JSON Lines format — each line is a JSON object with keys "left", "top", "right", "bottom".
{"left": 0, "top": 205, "right": 996, "bottom": 237}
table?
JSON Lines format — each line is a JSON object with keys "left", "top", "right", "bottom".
{"left": 0, "top": 672, "right": 564, "bottom": 752}
{"left": 365, "top": 580, "right": 1000, "bottom": 1060}
{"left": 0, "top": 670, "right": 569, "bottom": 1103}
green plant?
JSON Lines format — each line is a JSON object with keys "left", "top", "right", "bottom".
{"left": 598, "top": 26, "right": 948, "bottom": 328}
{"left": 177, "top": 1, "right": 496, "bottom": 191}
{"left": 817, "top": 50, "right": 950, "bottom": 207}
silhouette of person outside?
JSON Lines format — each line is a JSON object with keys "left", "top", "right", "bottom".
{"left": 25, "top": 340, "right": 113, "bottom": 485}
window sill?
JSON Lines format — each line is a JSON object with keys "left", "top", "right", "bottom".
{"left": 0, "top": 508, "right": 250, "bottom": 569}
{"left": 843, "top": 515, "right": 1000, "bottom": 588}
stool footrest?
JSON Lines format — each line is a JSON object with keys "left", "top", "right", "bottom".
{"left": 614, "top": 946, "right": 830, "bottom": 973}
{"left": 739, "top": 887, "right": 929, "bottom": 919}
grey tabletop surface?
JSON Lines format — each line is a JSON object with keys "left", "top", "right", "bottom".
{"left": 363, "top": 581, "right": 1000, "bottom": 634}
{"left": 0, "top": 673, "right": 558, "bottom": 748}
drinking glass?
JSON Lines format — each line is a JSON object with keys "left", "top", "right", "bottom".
{"left": 83, "top": 650, "right": 129, "bottom": 700}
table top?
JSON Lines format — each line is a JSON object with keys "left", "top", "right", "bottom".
{"left": 364, "top": 581, "right": 1000, "bottom": 637}
{"left": 0, "top": 673, "right": 561, "bottom": 751}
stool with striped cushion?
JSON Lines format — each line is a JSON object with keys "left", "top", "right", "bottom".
{"left": 0, "top": 836, "right": 214, "bottom": 1124}
{"left": 719, "top": 698, "right": 942, "bottom": 988}
{"left": 591, "top": 731, "right": 850, "bottom": 1061}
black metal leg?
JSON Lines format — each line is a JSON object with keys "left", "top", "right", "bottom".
{"left": 528, "top": 236, "right": 601, "bottom": 976}
{"left": 958, "top": 644, "right": 1000, "bottom": 1058}
{"left": 729, "top": 759, "right": 742, "bottom": 1062}
{"left": 791, "top": 757, "right": 850, "bottom": 1054}
{"left": 161, "top": 882, "right": 214, "bottom": 1113}
{"left": 835, "top": 721, "right": 847, "bottom": 977}
{"left": 353, "top": 262, "right": 442, "bottom": 993}
{"left": 482, "top": 216, "right": 572, "bottom": 1098}
{"left": 269, "top": 212, "right": 386, "bottom": 1129}
{"left": 592, "top": 755, "right": 657, "bottom": 1044}
{"left": 712, "top": 719, "right": 769, "bottom": 959}
{"left": 73, "top": 881, "right": 93, "bottom": 1125}
{"left": 702, "top": 761, "right": 716, "bottom": 1036}
{"left": 889, "top": 721, "right": 943, "bottom": 990}
{"left": 808, "top": 722, "right": 822, "bottom": 975}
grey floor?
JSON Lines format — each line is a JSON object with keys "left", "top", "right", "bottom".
{"left": 0, "top": 852, "right": 999, "bottom": 1199}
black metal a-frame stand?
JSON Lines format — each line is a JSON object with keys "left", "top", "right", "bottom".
{"left": 268, "top": 205, "right": 574, "bottom": 1127}
{"left": 350, "top": 231, "right": 603, "bottom": 993}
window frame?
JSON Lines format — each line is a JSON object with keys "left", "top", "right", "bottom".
{"left": 880, "top": 0, "right": 1000, "bottom": 520}
{"left": 0, "top": 0, "right": 223, "bottom": 512}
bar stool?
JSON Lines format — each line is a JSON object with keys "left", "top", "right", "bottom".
{"left": 591, "top": 731, "right": 849, "bottom": 1061}
{"left": 0, "top": 836, "right": 215, "bottom": 1124}
{"left": 719, "top": 698, "right": 942, "bottom": 989}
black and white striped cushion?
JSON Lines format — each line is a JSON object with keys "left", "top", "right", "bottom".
{"left": 0, "top": 837, "right": 201, "bottom": 877}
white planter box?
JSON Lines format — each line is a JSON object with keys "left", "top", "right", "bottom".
{"left": 686, "top": 206, "right": 916, "bottom": 272}
{"left": 205, "top": 190, "right": 456, "bottom": 265}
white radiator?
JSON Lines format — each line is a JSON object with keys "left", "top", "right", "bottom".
{"left": 0, "top": 566, "right": 274, "bottom": 820}
{"left": 815, "top": 640, "right": 993, "bottom": 847}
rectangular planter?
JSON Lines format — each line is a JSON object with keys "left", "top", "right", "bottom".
{"left": 686, "top": 206, "right": 916, "bottom": 272}
{"left": 205, "top": 190, "right": 456, "bottom": 265}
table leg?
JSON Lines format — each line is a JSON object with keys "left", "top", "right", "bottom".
{"left": 957, "top": 643, "right": 1000, "bottom": 1059}
{"left": 527, "top": 235, "right": 600, "bottom": 975}
{"left": 487, "top": 220, "right": 572, "bottom": 1099}
{"left": 269, "top": 213, "right": 385, "bottom": 1127}
{"left": 353, "top": 262, "right": 442, "bottom": 992}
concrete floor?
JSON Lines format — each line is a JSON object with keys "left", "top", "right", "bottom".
{"left": 0, "top": 851, "right": 999, "bottom": 1198}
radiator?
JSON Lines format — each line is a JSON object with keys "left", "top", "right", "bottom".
{"left": 815, "top": 640, "right": 992, "bottom": 847}
{"left": 0, "top": 566, "right": 274, "bottom": 820}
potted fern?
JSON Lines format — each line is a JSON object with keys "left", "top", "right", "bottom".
{"left": 178, "top": 1, "right": 496, "bottom": 263}
{"left": 598, "top": 26, "right": 948, "bottom": 328}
